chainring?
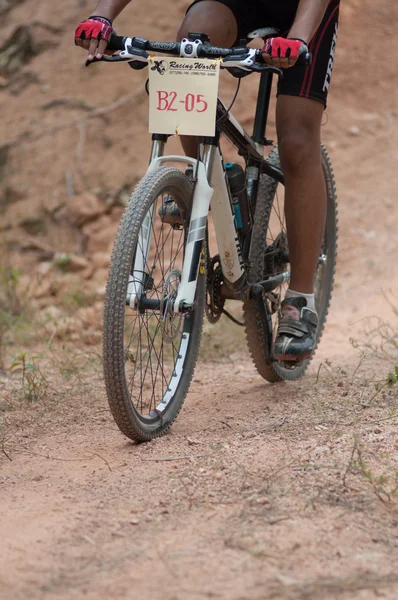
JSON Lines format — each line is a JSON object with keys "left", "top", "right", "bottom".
{"left": 206, "top": 255, "right": 225, "bottom": 324}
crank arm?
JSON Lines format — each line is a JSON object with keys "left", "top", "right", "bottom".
{"left": 251, "top": 271, "right": 290, "bottom": 294}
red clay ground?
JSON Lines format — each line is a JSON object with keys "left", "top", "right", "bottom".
{"left": 1, "top": 0, "right": 398, "bottom": 598}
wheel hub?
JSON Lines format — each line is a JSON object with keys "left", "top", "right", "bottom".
{"left": 264, "top": 232, "right": 288, "bottom": 277}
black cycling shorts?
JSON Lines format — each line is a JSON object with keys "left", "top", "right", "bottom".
{"left": 186, "top": 0, "right": 340, "bottom": 106}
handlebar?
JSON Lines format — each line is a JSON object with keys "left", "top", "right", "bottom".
{"left": 107, "top": 35, "right": 245, "bottom": 59}
{"left": 86, "top": 34, "right": 312, "bottom": 72}
{"left": 107, "top": 35, "right": 129, "bottom": 52}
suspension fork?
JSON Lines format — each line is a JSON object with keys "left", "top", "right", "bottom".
{"left": 128, "top": 137, "right": 215, "bottom": 313}
{"left": 171, "top": 143, "right": 215, "bottom": 312}
{"left": 126, "top": 136, "right": 166, "bottom": 308}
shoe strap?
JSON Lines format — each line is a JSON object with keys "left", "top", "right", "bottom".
{"left": 278, "top": 306, "right": 318, "bottom": 337}
{"left": 278, "top": 320, "right": 307, "bottom": 338}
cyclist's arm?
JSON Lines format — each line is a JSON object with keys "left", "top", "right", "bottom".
{"left": 75, "top": 0, "right": 132, "bottom": 60}
{"left": 288, "top": 0, "right": 330, "bottom": 44}
{"left": 90, "top": 0, "right": 133, "bottom": 22}
{"left": 262, "top": 0, "right": 329, "bottom": 68}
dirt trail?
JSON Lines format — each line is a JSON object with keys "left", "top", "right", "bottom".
{"left": 1, "top": 1, "right": 398, "bottom": 599}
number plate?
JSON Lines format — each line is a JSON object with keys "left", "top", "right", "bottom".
{"left": 148, "top": 56, "right": 220, "bottom": 137}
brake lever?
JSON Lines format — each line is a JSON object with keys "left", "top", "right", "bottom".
{"left": 251, "top": 64, "right": 283, "bottom": 76}
{"left": 85, "top": 54, "right": 132, "bottom": 67}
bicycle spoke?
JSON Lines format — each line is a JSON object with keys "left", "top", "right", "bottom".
{"left": 128, "top": 316, "right": 162, "bottom": 391}
{"left": 116, "top": 173, "right": 198, "bottom": 423}
{"left": 104, "top": 166, "right": 206, "bottom": 440}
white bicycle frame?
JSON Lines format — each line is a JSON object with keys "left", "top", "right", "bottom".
{"left": 127, "top": 137, "right": 250, "bottom": 313}
{"left": 120, "top": 34, "right": 291, "bottom": 314}
{"left": 95, "top": 32, "right": 294, "bottom": 313}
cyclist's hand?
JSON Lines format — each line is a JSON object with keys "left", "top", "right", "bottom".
{"left": 262, "top": 37, "right": 308, "bottom": 69}
{"left": 75, "top": 16, "right": 113, "bottom": 61}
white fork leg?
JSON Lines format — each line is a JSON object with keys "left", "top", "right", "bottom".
{"left": 173, "top": 160, "right": 213, "bottom": 312}
{"left": 127, "top": 209, "right": 153, "bottom": 308}
{"left": 127, "top": 140, "right": 165, "bottom": 309}
{"left": 210, "top": 149, "right": 245, "bottom": 284}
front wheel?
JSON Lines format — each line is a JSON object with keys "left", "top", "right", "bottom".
{"left": 103, "top": 167, "right": 206, "bottom": 441}
{"left": 243, "top": 145, "right": 338, "bottom": 382}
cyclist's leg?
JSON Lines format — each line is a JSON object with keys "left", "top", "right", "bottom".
{"left": 275, "top": 0, "right": 339, "bottom": 294}
{"left": 273, "top": 99, "right": 327, "bottom": 362}
{"left": 273, "top": 0, "right": 339, "bottom": 362}
{"left": 178, "top": 0, "right": 238, "bottom": 44}
{"left": 177, "top": 0, "right": 238, "bottom": 158}
{"left": 276, "top": 95, "right": 326, "bottom": 293}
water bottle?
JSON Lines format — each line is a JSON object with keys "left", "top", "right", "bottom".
{"left": 246, "top": 165, "right": 259, "bottom": 201}
{"left": 225, "top": 163, "right": 252, "bottom": 236}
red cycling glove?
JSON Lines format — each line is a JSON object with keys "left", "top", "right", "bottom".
{"left": 75, "top": 16, "right": 113, "bottom": 43}
{"left": 262, "top": 37, "right": 308, "bottom": 60}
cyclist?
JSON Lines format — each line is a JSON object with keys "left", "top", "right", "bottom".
{"left": 75, "top": 0, "right": 339, "bottom": 364}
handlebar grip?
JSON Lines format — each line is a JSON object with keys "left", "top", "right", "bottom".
{"left": 108, "top": 34, "right": 127, "bottom": 51}
{"left": 256, "top": 49, "right": 312, "bottom": 68}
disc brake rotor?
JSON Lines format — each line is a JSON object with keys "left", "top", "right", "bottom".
{"left": 160, "top": 269, "right": 183, "bottom": 343}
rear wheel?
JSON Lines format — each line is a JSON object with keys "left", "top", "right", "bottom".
{"left": 103, "top": 167, "right": 206, "bottom": 441}
{"left": 243, "top": 145, "right": 338, "bottom": 382}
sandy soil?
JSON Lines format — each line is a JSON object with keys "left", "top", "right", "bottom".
{"left": 1, "top": 0, "right": 398, "bottom": 598}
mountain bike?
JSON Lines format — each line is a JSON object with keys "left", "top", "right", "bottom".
{"left": 88, "top": 31, "right": 338, "bottom": 441}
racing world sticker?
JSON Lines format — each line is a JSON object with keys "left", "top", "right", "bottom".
{"left": 148, "top": 57, "right": 221, "bottom": 137}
